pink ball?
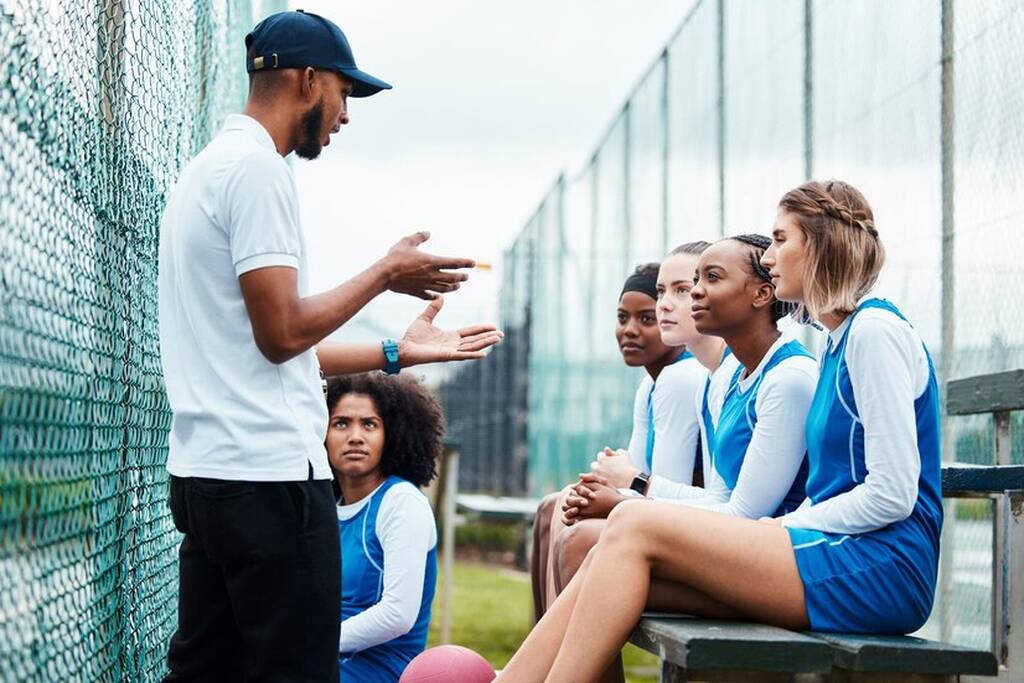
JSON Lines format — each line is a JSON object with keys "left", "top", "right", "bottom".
{"left": 400, "top": 645, "right": 496, "bottom": 683}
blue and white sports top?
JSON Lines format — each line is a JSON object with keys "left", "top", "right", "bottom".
{"left": 627, "top": 351, "right": 706, "bottom": 485}
{"left": 650, "top": 337, "right": 817, "bottom": 519}
{"left": 339, "top": 476, "right": 437, "bottom": 674}
{"left": 781, "top": 298, "right": 943, "bottom": 545}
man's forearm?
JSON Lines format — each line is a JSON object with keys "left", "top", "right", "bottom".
{"left": 250, "top": 260, "right": 391, "bottom": 363}
{"left": 316, "top": 341, "right": 388, "bottom": 376}
{"left": 296, "top": 261, "right": 390, "bottom": 344}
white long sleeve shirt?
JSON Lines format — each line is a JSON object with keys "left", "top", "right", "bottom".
{"left": 646, "top": 352, "right": 738, "bottom": 501}
{"left": 338, "top": 481, "right": 437, "bottom": 654}
{"left": 780, "top": 304, "right": 930, "bottom": 534}
{"left": 626, "top": 356, "right": 706, "bottom": 483}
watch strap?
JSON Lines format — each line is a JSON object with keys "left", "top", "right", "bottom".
{"left": 382, "top": 338, "right": 401, "bottom": 375}
{"left": 629, "top": 471, "right": 651, "bottom": 496}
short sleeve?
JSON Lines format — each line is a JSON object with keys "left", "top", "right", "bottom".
{"left": 224, "top": 150, "right": 302, "bottom": 275}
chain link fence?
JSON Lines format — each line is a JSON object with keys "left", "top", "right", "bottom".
{"left": 0, "top": 1, "right": 283, "bottom": 679}
{"left": 440, "top": 0, "right": 1024, "bottom": 650}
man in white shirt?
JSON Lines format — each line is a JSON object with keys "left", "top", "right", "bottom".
{"left": 158, "top": 10, "right": 501, "bottom": 682}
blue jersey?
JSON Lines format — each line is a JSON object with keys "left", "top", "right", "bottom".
{"left": 698, "top": 348, "right": 732, "bottom": 460}
{"left": 787, "top": 298, "right": 943, "bottom": 633}
{"left": 340, "top": 476, "right": 437, "bottom": 681}
{"left": 711, "top": 340, "right": 811, "bottom": 516}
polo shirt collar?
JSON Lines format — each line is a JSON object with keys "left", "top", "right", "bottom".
{"left": 222, "top": 114, "right": 277, "bottom": 153}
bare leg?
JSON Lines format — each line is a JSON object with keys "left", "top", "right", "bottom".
{"left": 498, "top": 549, "right": 597, "bottom": 683}
{"left": 545, "top": 500, "right": 807, "bottom": 682}
{"left": 530, "top": 492, "right": 560, "bottom": 623}
{"left": 499, "top": 510, "right": 762, "bottom": 683}
{"left": 552, "top": 520, "right": 624, "bottom": 683}
{"left": 545, "top": 485, "right": 575, "bottom": 610}
{"left": 552, "top": 518, "right": 742, "bottom": 681}
{"left": 552, "top": 518, "right": 605, "bottom": 594}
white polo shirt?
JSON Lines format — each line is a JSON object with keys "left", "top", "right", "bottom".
{"left": 158, "top": 114, "right": 330, "bottom": 481}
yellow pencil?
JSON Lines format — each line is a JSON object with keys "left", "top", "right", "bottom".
{"left": 475, "top": 262, "right": 493, "bottom": 271}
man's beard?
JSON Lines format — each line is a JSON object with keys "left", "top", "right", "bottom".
{"left": 295, "top": 98, "right": 325, "bottom": 160}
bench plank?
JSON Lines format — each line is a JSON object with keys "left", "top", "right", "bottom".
{"left": 942, "top": 464, "right": 1024, "bottom": 495}
{"left": 808, "top": 632, "right": 998, "bottom": 676}
{"left": 630, "top": 617, "right": 832, "bottom": 674}
{"left": 455, "top": 494, "right": 539, "bottom": 521}
{"left": 947, "top": 370, "right": 1024, "bottom": 415}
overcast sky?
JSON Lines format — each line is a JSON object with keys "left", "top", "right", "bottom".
{"left": 289, "top": 1, "right": 696, "bottom": 341}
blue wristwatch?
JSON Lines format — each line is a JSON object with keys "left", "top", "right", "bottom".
{"left": 382, "top": 338, "right": 401, "bottom": 375}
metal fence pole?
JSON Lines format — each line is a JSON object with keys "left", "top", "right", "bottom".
{"left": 802, "top": 0, "right": 813, "bottom": 181}
{"left": 716, "top": 0, "right": 726, "bottom": 238}
{"left": 623, "top": 101, "right": 633, "bottom": 270}
{"left": 801, "top": 0, "right": 816, "bottom": 351}
{"left": 661, "top": 49, "right": 671, "bottom": 253}
{"left": 440, "top": 446, "right": 460, "bottom": 644}
{"left": 938, "top": 0, "right": 957, "bottom": 643}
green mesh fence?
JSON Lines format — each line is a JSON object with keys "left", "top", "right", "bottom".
{"left": 0, "top": 1, "right": 284, "bottom": 679}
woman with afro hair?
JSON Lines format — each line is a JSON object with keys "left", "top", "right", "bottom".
{"left": 332, "top": 372, "right": 445, "bottom": 682}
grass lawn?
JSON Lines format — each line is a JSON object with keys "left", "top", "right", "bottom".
{"left": 427, "top": 561, "right": 659, "bottom": 682}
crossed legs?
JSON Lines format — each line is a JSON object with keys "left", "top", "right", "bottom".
{"left": 500, "top": 499, "right": 807, "bottom": 683}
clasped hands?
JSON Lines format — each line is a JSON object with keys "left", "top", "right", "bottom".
{"left": 561, "top": 447, "right": 641, "bottom": 526}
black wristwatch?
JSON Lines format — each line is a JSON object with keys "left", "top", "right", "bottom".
{"left": 629, "top": 471, "right": 651, "bottom": 496}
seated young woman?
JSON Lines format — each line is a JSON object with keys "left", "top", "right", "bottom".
{"left": 528, "top": 258, "right": 708, "bottom": 620}
{"left": 497, "top": 180, "right": 943, "bottom": 683}
{"left": 333, "top": 373, "right": 445, "bottom": 682}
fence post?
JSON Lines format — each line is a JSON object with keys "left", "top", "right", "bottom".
{"left": 715, "top": 0, "right": 726, "bottom": 238}
{"left": 440, "top": 444, "right": 460, "bottom": 645}
{"left": 938, "top": 0, "right": 957, "bottom": 643}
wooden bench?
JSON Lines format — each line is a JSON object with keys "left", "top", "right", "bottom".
{"left": 630, "top": 370, "right": 1024, "bottom": 682}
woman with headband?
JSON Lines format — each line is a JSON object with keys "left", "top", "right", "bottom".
{"left": 529, "top": 260, "right": 706, "bottom": 618}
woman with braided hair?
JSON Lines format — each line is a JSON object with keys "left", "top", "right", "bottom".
{"left": 496, "top": 181, "right": 939, "bottom": 683}
{"left": 498, "top": 234, "right": 818, "bottom": 683}
{"left": 761, "top": 180, "right": 942, "bottom": 635}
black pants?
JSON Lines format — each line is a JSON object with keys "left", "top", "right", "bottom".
{"left": 164, "top": 470, "right": 340, "bottom": 683}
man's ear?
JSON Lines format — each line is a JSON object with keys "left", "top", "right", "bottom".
{"left": 750, "top": 281, "right": 776, "bottom": 311}
{"left": 301, "top": 66, "right": 318, "bottom": 100}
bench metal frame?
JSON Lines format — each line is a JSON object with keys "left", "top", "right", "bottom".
{"left": 946, "top": 370, "right": 1024, "bottom": 682}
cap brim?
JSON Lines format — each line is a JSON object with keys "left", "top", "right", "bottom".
{"left": 340, "top": 68, "right": 392, "bottom": 98}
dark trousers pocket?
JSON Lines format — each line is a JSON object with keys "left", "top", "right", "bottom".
{"left": 286, "top": 481, "right": 311, "bottom": 530}
{"left": 168, "top": 476, "right": 189, "bottom": 535}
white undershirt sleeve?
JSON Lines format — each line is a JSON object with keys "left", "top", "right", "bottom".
{"left": 646, "top": 359, "right": 730, "bottom": 502}
{"left": 626, "top": 378, "right": 652, "bottom": 473}
{"left": 339, "top": 486, "right": 437, "bottom": 654}
{"left": 649, "top": 362, "right": 704, "bottom": 486}
{"left": 780, "top": 314, "right": 925, "bottom": 534}
{"left": 688, "top": 363, "right": 816, "bottom": 518}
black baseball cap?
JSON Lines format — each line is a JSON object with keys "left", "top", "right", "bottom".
{"left": 245, "top": 9, "right": 392, "bottom": 98}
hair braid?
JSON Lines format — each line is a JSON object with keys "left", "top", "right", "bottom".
{"left": 778, "top": 179, "right": 884, "bottom": 320}
{"left": 727, "top": 233, "right": 799, "bottom": 322}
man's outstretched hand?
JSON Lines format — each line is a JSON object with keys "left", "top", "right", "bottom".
{"left": 400, "top": 297, "right": 503, "bottom": 367}
{"left": 384, "top": 231, "right": 476, "bottom": 300}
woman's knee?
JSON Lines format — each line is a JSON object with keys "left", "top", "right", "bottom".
{"left": 553, "top": 521, "right": 602, "bottom": 587}
{"left": 601, "top": 499, "right": 650, "bottom": 548}
{"left": 533, "top": 492, "right": 560, "bottom": 537}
